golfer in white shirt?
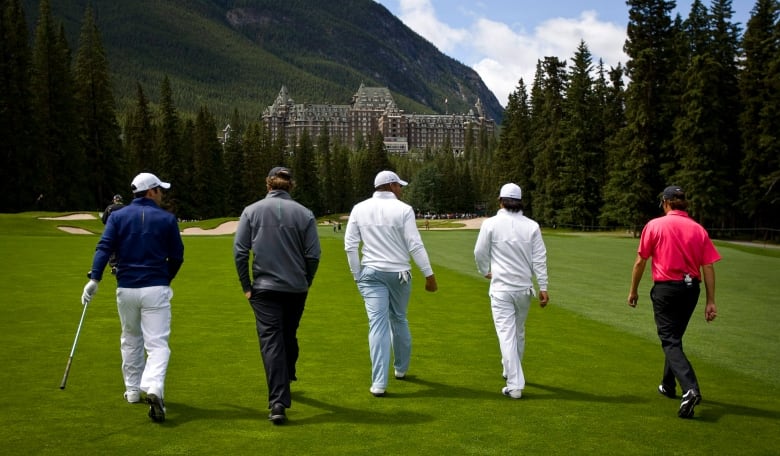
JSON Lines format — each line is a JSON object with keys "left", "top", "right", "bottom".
{"left": 474, "top": 183, "right": 549, "bottom": 399}
{"left": 345, "top": 170, "right": 438, "bottom": 397}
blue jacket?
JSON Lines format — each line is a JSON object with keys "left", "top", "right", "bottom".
{"left": 90, "top": 197, "right": 184, "bottom": 287}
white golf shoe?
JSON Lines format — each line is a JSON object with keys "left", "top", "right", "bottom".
{"left": 124, "top": 389, "right": 141, "bottom": 403}
{"left": 501, "top": 387, "right": 522, "bottom": 399}
{"left": 370, "top": 386, "right": 386, "bottom": 397}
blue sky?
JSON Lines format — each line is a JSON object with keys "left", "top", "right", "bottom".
{"left": 374, "top": 0, "right": 756, "bottom": 107}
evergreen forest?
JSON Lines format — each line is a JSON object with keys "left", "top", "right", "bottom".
{"left": 1, "top": 0, "right": 778, "bottom": 239}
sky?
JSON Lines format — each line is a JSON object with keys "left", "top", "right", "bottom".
{"left": 374, "top": 0, "right": 756, "bottom": 107}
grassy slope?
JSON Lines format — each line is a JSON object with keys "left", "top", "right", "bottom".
{"left": 0, "top": 213, "right": 778, "bottom": 455}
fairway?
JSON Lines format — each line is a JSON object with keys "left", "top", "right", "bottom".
{"left": 1, "top": 213, "right": 778, "bottom": 455}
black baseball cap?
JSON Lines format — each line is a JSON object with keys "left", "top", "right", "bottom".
{"left": 268, "top": 166, "right": 292, "bottom": 179}
{"left": 659, "top": 185, "right": 685, "bottom": 207}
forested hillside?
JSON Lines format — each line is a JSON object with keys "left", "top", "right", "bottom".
{"left": 18, "top": 0, "right": 503, "bottom": 123}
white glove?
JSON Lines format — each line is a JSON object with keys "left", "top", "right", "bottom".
{"left": 81, "top": 280, "right": 99, "bottom": 305}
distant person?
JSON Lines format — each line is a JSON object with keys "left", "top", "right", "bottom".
{"left": 102, "top": 194, "right": 125, "bottom": 224}
{"left": 101, "top": 194, "right": 125, "bottom": 274}
{"left": 81, "top": 172, "right": 184, "bottom": 423}
{"left": 628, "top": 185, "right": 720, "bottom": 419}
{"left": 233, "top": 166, "right": 321, "bottom": 425}
{"left": 344, "top": 170, "right": 438, "bottom": 397}
{"left": 473, "top": 183, "right": 549, "bottom": 399}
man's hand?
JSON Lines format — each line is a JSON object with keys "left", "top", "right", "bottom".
{"left": 538, "top": 291, "right": 549, "bottom": 308}
{"left": 81, "top": 280, "right": 99, "bottom": 305}
{"left": 627, "top": 292, "right": 639, "bottom": 307}
{"left": 424, "top": 275, "right": 438, "bottom": 292}
{"left": 705, "top": 302, "right": 717, "bottom": 322}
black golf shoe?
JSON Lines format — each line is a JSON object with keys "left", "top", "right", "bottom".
{"left": 678, "top": 389, "right": 701, "bottom": 418}
{"left": 268, "top": 403, "right": 286, "bottom": 425}
{"left": 146, "top": 393, "right": 166, "bottom": 423}
{"left": 658, "top": 384, "right": 676, "bottom": 399}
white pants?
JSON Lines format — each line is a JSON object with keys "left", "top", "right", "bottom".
{"left": 490, "top": 289, "right": 532, "bottom": 391}
{"left": 116, "top": 286, "right": 172, "bottom": 397}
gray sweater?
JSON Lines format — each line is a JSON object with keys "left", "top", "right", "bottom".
{"left": 233, "top": 190, "right": 321, "bottom": 293}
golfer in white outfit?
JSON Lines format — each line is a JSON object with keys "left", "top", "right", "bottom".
{"left": 474, "top": 183, "right": 549, "bottom": 399}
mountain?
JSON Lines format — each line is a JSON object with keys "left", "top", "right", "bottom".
{"left": 22, "top": 0, "right": 504, "bottom": 124}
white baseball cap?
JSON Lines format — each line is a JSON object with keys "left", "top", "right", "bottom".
{"left": 499, "top": 183, "right": 522, "bottom": 200}
{"left": 374, "top": 170, "right": 408, "bottom": 188}
{"left": 131, "top": 173, "right": 171, "bottom": 193}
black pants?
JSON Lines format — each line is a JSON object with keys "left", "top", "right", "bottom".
{"left": 651, "top": 281, "right": 700, "bottom": 394}
{"left": 249, "top": 289, "right": 307, "bottom": 409}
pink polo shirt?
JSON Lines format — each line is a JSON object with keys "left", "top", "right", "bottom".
{"left": 638, "top": 210, "right": 721, "bottom": 282}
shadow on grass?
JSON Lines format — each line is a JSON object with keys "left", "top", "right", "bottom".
{"left": 694, "top": 399, "right": 780, "bottom": 423}
{"left": 291, "top": 391, "right": 434, "bottom": 426}
{"left": 524, "top": 382, "right": 645, "bottom": 404}
{"left": 158, "top": 393, "right": 435, "bottom": 427}
{"left": 396, "top": 375, "right": 506, "bottom": 400}
{"left": 152, "top": 401, "right": 266, "bottom": 428}
{"left": 388, "top": 377, "right": 644, "bottom": 404}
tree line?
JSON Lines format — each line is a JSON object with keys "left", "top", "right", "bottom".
{"left": 1, "top": 0, "right": 778, "bottom": 238}
{"left": 492, "top": 0, "right": 778, "bottom": 236}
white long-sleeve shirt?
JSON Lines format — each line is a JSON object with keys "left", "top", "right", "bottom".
{"left": 474, "top": 209, "right": 548, "bottom": 292}
{"left": 344, "top": 191, "right": 434, "bottom": 281}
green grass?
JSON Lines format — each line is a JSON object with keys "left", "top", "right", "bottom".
{"left": 1, "top": 213, "right": 778, "bottom": 455}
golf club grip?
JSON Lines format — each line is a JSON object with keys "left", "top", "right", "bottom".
{"left": 60, "top": 357, "right": 73, "bottom": 389}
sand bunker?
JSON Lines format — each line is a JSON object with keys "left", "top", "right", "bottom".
{"left": 57, "top": 226, "right": 94, "bottom": 235}
{"left": 181, "top": 221, "right": 239, "bottom": 235}
{"left": 40, "top": 213, "right": 97, "bottom": 221}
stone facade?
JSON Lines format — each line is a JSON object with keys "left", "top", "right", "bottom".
{"left": 262, "top": 84, "right": 495, "bottom": 154}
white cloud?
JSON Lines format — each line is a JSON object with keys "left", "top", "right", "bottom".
{"left": 397, "top": 0, "right": 470, "bottom": 53}
{"left": 392, "top": 1, "right": 628, "bottom": 107}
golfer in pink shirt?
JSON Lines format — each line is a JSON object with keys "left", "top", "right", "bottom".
{"left": 628, "top": 185, "right": 720, "bottom": 419}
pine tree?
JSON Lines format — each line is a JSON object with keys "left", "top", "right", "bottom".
{"left": 290, "top": 129, "right": 319, "bottom": 213}
{"left": 223, "top": 109, "right": 246, "bottom": 216}
{"left": 30, "top": 0, "right": 82, "bottom": 210}
{"left": 331, "top": 141, "right": 353, "bottom": 212}
{"left": 671, "top": 0, "right": 742, "bottom": 227}
{"left": 0, "top": 0, "right": 36, "bottom": 211}
{"left": 316, "top": 125, "right": 336, "bottom": 215}
{"left": 530, "top": 56, "right": 567, "bottom": 226}
{"left": 73, "top": 4, "right": 123, "bottom": 209}
{"left": 124, "top": 82, "right": 155, "bottom": 175}
{"left": 435, "top": 144, "right": 458, "bottom": 212}
{"left": 190, "top": 106, "right": 225, "bottom": 218}
{"left": 405, "top": 162, "right": 440, "bottom": 215}
{"left": 603, "top": 63, "right": 627, "bottom": 142}
{"left": 494, "top": 80, "right": 533, "bottom": 204}
{"left": 156, "top": 76, "right": 182, "bottom": 213}
{"left": 738, "top": 0, "right": 780, "bottom": 232}
{"left": 176, "top": 118, "right": 196, "bottom": 219}
{"left": 559, "top": 41, "right": 602, "bottom": 228}
{"left": 241, "top": 121, "right": 266, "bottom": 204}
{"left": 709, "top": 0, "right": 744, "bottom": 227}
{"left": 351, "top": 131, "right": 391, "bottom": 202}
{"left": 602, "top": 0, "right": 676, "bottom": 233}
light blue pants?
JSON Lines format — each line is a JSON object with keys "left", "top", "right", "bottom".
{"left": 490, "top": 289, "right": 532, "bottom": 391}
{"left": 357, "top": 267, "right": 412, "bottom": 390}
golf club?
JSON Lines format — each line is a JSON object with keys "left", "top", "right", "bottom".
{"left": 59, "top": 300, "right": 90, "bottom": 390}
